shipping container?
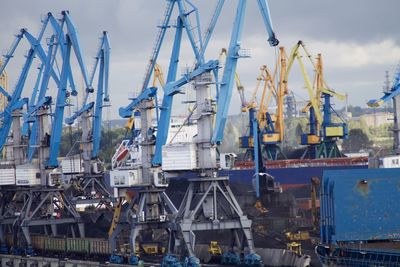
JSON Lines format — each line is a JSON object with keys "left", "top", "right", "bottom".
{"left": 89, "top": 239, "right": 111, "bottom": 255}
{"left": 15, "top": 164, "right": 41, "bottom": 186}
{"left": 44, "top": 237, "right": 65, "bottom": 252}
{"left": 66, "top": 238, "right": 89, "bottom": 254}
{"left": 31, "top": 235, "right": 45, "bottom": 251}
{"left": 0, "top": 167, "right": 15, "bottom": 185}
{"left": 162, "top": 143, "right": 197, "bottom": 171}
{"left": 320, "top": 168, "right": 400, "bottom": 244}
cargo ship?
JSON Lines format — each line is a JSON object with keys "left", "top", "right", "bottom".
{"left": 316, "top": 168, "right": 400, "bottom": 267}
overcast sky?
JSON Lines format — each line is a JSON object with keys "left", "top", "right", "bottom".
{"left": 0, "top": 0, "right": 399, "bottom": 120}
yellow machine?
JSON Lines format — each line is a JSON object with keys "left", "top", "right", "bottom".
{"left": 311, "top": 177, "right": 321, "bottom": 231}
{"left": 285, "top": 231, "right": 310, "bottom": 241}
{"left": 142, "top": 242, "right": 165, "bottom": 255}
{"left": 287, "top": 242, "right": 302, "bottom": 255}
{"left": 208, "top": 241, "right": 222, "bottom": 256}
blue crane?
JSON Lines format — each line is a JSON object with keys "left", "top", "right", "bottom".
{"left": 119, "top": 0, "right": 279, "bottom": 166}
{"left": 46, "top": 11, "right": 96, "bottom": 168}
{"left": 0, "top": 12, "right": 81, "bottom": 160}
{"left": 65, "top": 31, "right": 110, "bottom": 160}
{"left": 368, "top": 63, "right": 400, "bottom": 152}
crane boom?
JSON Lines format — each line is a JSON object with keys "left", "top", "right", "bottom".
{"left": 368, "top": 64, "right": 400, "bottom": 107}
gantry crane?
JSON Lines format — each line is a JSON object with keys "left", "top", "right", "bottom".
{"left": 0, "top": 11, "right": 106, "bottom": 255}
{"left": 368, "top": 63, "right": 400, "bottom": 153}
{"left": 240, "top": 47, "right": 288, "bottom": 162}
{"left": 113, "top": 0, "right": 278, "bottom": 265}
{"left": 64, "top": 31, "right": 112, "bottom": 208}
{"left": 285, "top": 41, "right": 347, "bottom": 159}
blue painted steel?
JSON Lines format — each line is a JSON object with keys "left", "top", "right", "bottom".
{"left": 243, "top": 253, "right": 263, "bottom": 267}
{"left": 183, "top": 256, "right": 200, "bottom": 267}
{"left": 152, "top": 60, "right": 219, "bottom": 165}
{"left": 48, "top": 13, "right": 77, "bottom": 96}
{"left": 0, "top": 21, "right": 57, "bottom": 152}
{"left": 65, "top": 102, "right": 94, "bottom": 125}
{"left": 129, "top": 255, "right": 139, "bottom": 265}
{"left": 102, "top": 32, "right": 110, "bottom": 102}
{"left": 368, "top": 64, "right": 400, "bottom": 106}
{"left": 91, "top": 46, "right": 106, "bottom": 159}
{"left": 151, "top": 17, "right": 183, "bottom": 165}
{"left": 11, "top": 98, "right": 28, "bottom": 111}
{"left": 200, "top": 0, "right": 225, "bottom": 59}
{"left": 0, "top": 30, "right": 24, "bottom": 75}
{"left": 0, "top": 48, "right": 36, "bottom": 152}
{"left": 221, "top": 251, "right": 241, "bottom": 265}
{"left": 63, "top": 11, "right": 91, "bottom": 98}
{"left": 0, "top": 85, "right": 10, "bottom": 101}
{"left": 212, "top": 0, "right": 247, "bottom": 145}
{"left": 22, "top": 30, "right": 60, "bottom": 85}
{"left": 164, "top": 60, "right": 219, "bottom": 96}
{"left": 46, "top": 36, "right": 72, "bottom": 168}
{"left": 253, "top": 118, "right": 260, "bottom": 198}
{"left": 161, "top": 254, "right": 183, "bottom": 267}
{"left": 22, "top": 64, "right": 43, "bottom": 137}
{"left": 321, "top": 168, "right": 400, "bottom": 244}
{"left": 256, "top": 0, "right": 279, "bottom": 46}
{"left": 65, "top": 31, "right": 110, "bottom": 159}
{"left": 109, "top": 254, "right": 124, "bottom": 264}
{"left": 28, "top": 35, "right": 57, "bottom": 160}
{"left": 309, "top": 107, "right": 317, "bottom": 136}
{"left": 212, "top": 0, "right": 279, "bottom": 144}
{"left": 119, "top": 87, "right": 157, "bottom": 118}
{"left": 141, "top": 1, "right": 175, "bottom": 92}
{"left": 176, "top": 1, "right": 203, "bottom": 64}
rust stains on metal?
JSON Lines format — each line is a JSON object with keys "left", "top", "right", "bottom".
{"left": 356, "top": 179, "right": 370, "bottom": 197}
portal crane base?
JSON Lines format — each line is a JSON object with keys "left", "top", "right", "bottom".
{"left": 175, "top": 176, "right": 257, "bottom": 260}
{"left": 0, "top": 186, "right": 85, "bottom": 254}
{"left": 67, "top": 173, "right": 114, "bottom": 209}
{"left": 109, "top": 187, "right": 177, "bottom": 258}
{"left": 301, "top": 141, "right": 344, "bottom": 159}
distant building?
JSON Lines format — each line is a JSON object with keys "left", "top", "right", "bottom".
{"left": 359, "top": 112, "right": 392, "bottom": 128}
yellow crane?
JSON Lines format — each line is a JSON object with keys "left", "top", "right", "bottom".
{"left": 239, "top": 47, "right": 288, "bottom": 160}
{"left": 0, "top": 59, "right": 8, "bottom": 111}
{"left": 285, "top": 41, "right": 347, "bottom": 158}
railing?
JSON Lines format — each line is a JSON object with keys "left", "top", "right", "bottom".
{"left": 316, "top": 245, "right": 400, "bottom": 267}
{"left": 234, "top": 156, "right": 369, "bottom": 169}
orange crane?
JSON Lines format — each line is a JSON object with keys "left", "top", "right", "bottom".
{"left": 0, "top": 59, "right": 8, "bottom": 111}
{"left": 240, "top": 47, "right": 288, "bottom": 160}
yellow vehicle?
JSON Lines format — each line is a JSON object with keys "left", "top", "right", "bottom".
{"left": 285, "top": 231, "right": 310, "bottom": 241}
{"left": 287, "top": 242, "right": 302, "bottom": 255}
{"left": 208, "top": 241, "right": 222, "bottom": 256}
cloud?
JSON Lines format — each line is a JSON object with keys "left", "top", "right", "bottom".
{"left": 0, "top": 0, "right": 399, "bottom": 119}
{"left": 305, "top": 39, "right": 400, "bottom": 68}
